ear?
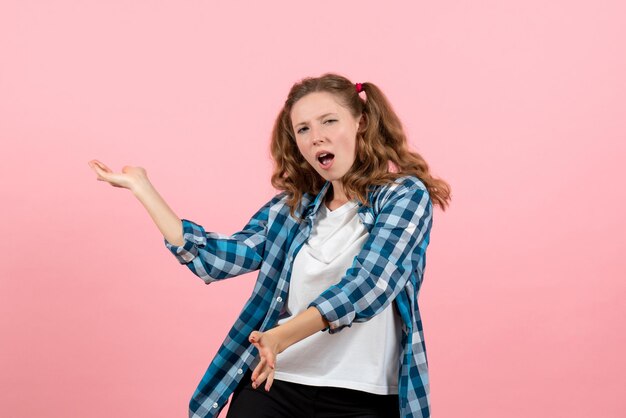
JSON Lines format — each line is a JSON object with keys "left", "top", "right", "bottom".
{"left": 357, "top": 112, "right": 368, "bottom": 133}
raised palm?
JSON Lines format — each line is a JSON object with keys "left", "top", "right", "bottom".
{"left": 88, "top": 159, "right": 148, "bottom": 191}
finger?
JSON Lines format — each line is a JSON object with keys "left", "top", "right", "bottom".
{"left": 249, "top": 333, "right": 263, "bottom": 353}
{"left": 252, "top": 357, "right": 266, "bottom": 382}
{"left": 249, "top": 331, "right": 261, "bottom": 343}
{"left": 92, "top": 168, "right": 109, "bottom": 182}
{"left": 88, "top": 161, "right": 99, "bottom": 173}
{"left": 254, "top": 367, "right": 271, "bottom": 389}
{"left": 268, "top": 352, "right": 276, "bottom": 370}
{"left": 258, "top": 346, "right": 275, "bottom": 370}
{"left": 93, "top": 160, "right": 112, "bottom": 173}
{"left": 265, "top": 371, "right": 274, "bottom": 392}
{"left": 90, "top": 163, "right": 108, "bottom": 178}
{"left": 93, "top": 168, "right": 114, "bottom": 183}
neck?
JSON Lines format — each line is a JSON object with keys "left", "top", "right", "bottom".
{"left": 328, "top": 180, "right": 349, "bottom": 204}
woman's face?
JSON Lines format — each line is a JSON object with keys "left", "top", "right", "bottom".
{"left": 290, "top": 91, "right": 362, "bottom": 185}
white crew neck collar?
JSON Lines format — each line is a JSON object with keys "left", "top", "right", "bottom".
{"left": 322, "top": 200, "right": 359, "bottom": 217}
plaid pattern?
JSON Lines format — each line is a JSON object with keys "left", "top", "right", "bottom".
{"left": 164, "top": 175, "right": 434, "bottom": 418}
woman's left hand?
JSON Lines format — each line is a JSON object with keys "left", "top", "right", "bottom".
{"left": 248, "top": 330, "right": 281, "bottom": 391}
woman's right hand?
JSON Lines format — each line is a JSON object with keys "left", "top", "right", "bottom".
{"left": 88, "top": 159, "right": 150, "bottom": 193}
{"left": 88, "top": 159, "right": 183, "bottom": 245}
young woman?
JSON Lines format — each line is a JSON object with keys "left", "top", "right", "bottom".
{"left": 88, "top": 73, "right": 451, "bottom": 418}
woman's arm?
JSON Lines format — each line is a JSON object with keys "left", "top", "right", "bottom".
{"left": 88, "top": 160, "right": 183, "bottom": 245}
{"left": 308, "top": 179, "right": 432, "bottom": 333}
{"left": 248, "top": 307, "right": 329, "bottom": 391}
{"left": 89, "top": 159, "right": 277, "bottom": 283}
{"left": 133, "top": 180, "right": 183, "bottom": 246}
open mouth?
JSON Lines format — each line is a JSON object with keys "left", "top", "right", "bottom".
{"left": 317, "top": 153, "right": 335, "bottom": 168}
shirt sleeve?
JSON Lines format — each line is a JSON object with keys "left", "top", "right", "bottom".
{"left": 163, "top": 193, "right": 284, "bottom": 284}
{"left": 307, "top": 181, "right": 433, "bottom": 334}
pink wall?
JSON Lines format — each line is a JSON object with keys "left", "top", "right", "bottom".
{"left": 1, "top": 1, "right": 625, "bottom": 417}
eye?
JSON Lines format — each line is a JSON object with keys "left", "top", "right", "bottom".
{"left": 324, "top": 119, "right": 337, "bottom": 124}
{"left": 297, "top": 126, "right": 309, "bottom": 134}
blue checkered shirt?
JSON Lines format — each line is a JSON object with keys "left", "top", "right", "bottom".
{"left": 164, "top": 175, "right": 434, "bottom": 418}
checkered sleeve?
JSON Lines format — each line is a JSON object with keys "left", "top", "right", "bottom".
{"left": 308, "top": 181, "right": 433, "bottom": 333}
{"left": 164, "top": 193, "right": 284, "bottom": 283}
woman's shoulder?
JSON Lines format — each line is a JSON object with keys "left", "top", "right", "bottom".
{"left": 264, "top": 190, "right": 314, "bottom": 220}
{"left": 392, "top": 174, "right": 428, "bottom": 191}
{"left": 370, "top": 175, "right": 430, "bottom": 202}
{"left": 264, "top": 190, "right": 291, "bottom": 213}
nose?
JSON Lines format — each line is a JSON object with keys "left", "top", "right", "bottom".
{"left": 311, "top": 126, "right": 324, "bottom": 145}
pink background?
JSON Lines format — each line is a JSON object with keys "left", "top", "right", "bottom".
{"left": 1, "top": 1, "right": 625, "bottom": 417}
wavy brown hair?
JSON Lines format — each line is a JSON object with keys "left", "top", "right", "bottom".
{"left": 270, "top": 73, "right": 451, "bottom": 219}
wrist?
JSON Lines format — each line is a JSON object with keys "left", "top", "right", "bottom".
{"left": 131, "top": 177, "right": 154, "bottom": 198}
{"left": 265, "top": 327, "right": 287, "bottom": 354}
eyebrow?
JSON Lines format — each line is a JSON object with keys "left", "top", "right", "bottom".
{"left": 293, "top": 113, "right": 338, "bottom": 129}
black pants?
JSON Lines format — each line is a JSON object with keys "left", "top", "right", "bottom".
{"left": 226, "top": 369, "right": 400, "bottom": 418}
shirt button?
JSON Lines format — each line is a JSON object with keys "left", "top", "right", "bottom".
{"left": 288, "top": 256, "right": 293, "bottom": 263}
{"left": 237, "top": 368, "right": 243, "bottom": 374}
{"left": 276, "top": 296, "right": 283, "bottom": 303}
{"left": 212, "top": 402, "right": 219, "bottom": 409}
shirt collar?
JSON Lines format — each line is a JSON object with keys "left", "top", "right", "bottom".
{"left": 304, "top": 181, "right": 367, "bottom": 221}
{"left": 305, "top": 181, "right": 332, "bottom": 220}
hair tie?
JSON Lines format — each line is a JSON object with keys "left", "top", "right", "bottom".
{"left": 355, "top": 83, "right": 364, "bottom": 93}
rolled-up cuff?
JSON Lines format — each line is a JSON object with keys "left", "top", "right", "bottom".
{"left": 308, "top": 285, "right": 355, "bottom": 334}
{"left": 164, "top": 219, "right": 207, "bottom": 264}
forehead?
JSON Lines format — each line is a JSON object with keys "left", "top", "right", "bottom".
{"left": 290, "top": 92, "right": 349, "bottom": 125}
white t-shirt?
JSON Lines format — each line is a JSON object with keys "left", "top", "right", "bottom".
{"left": 272, "top": 200, "right": 402, "bottom": 395}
